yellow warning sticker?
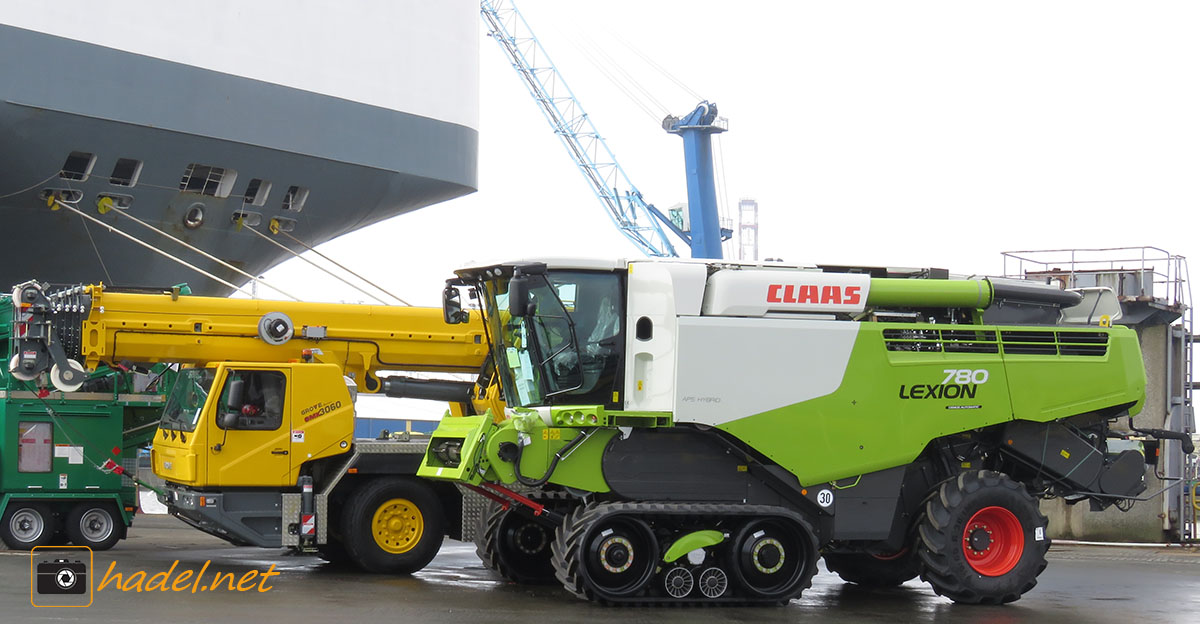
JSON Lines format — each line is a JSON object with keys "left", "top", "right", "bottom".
{"left": 1060, "top": 449, "right": 1071, "bottom": 459}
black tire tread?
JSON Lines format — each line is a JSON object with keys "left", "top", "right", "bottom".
{"left": 916, "top": 470, "right": 1050, "bottom": 605}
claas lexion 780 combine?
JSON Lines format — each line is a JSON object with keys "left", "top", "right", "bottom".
{"left": 419, "top": 257, "right": 1190, "bottom": 606}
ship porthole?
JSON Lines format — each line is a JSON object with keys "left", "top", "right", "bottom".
{"left": 184, "top": 203, "right": 205, "bottom": 229}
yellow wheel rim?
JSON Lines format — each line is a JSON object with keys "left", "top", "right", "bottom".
{"left": 371, "top": 498, "right": 424, "bottom": 554}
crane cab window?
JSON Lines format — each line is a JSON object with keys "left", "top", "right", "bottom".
{"left": 218, "top": 370, "right": 286, "bottom": 431}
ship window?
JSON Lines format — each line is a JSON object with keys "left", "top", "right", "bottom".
{"left": 281, "top": 186, "right": 308, "bottom": 211}
{"left": 180, "top": 164, "right": 238, "bottom": 198}
{"left": 40, "top": 189, "right": 84, "bottom": 204}
{"left": 231, "top": 210, "right": 262, "bottom": 227}
{"left": 109, "top": 158, "right": 142, "bottom": 187}
{"left": 243, "top": 178, "right": 271, "bottom": 206}
{"left": 60, "top": 151, "right": 96, "bottom": 181}
{"left": 271, "top": 217, "right": 297, "bottom": 233}
{"left": 18, "top": 422, "right": 53, "bottom": 473}
{"left": 97, "top": 193, "right": 133, "bottom": 210}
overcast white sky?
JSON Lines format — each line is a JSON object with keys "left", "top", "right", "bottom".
{"left": 261, "top": 0, "right": 1200, "bottom": 311}
{"left": 248, "top": 1, "right": 1200, "bottom": 420}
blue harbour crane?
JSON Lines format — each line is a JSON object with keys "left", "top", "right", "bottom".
{"left": 481, "top": 0, "right": 730, "bottom": 258}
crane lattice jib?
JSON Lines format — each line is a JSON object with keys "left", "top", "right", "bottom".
{"left": 480, "top": 0, "right": 678, "bottom": 257}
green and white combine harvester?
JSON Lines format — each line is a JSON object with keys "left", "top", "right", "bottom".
{"left": 419, "top": 258, "right": 1192, "bottom": 606}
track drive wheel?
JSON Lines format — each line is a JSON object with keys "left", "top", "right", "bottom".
{"left": 552, "top": 503, "right": 658, "bottom": 602}
{"left": 917, "top": 470, "right": 1049, "bottom": 604}
{"left": 65, "top": 502, "right": 124, "bottom": 551}
{"left": 476, "top": 500, "right": 560, "bottom": 584}
{"left": 729, "top": 517, "right": 819, "bottom": 603}
{"left": 341, "top": 477, "right": 445, "bottom": 574}
{"left": 823, "top": 549, "right": 920, "bottom": 587}
{"left": 0, "top": 502, "right": 57, "bottom": 550}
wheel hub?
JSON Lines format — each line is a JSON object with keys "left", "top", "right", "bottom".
{"left": 961, "top": 506, "right": 1024, "bottom": 576}
{"left": 598, "top": 536, "right": 633, "bottom": 573}
{"left": 371, "top": 498, "right": 424, "bottom": 554}
{"left": 514, "top": 523, "right": 548, "bottom": 555}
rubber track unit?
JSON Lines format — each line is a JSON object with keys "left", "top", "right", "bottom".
{"left": 551, "top": 501, "right": 819, "bottom": 606}
{"left": 917, "top": 470, "right": 1050, "bottom": 605}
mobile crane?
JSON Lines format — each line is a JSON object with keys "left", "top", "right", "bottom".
{"left": 9, "top": 280, "right": 500, "bottom": 573}
{"left": 420, "top": 257, "right": 1191, "bottom": 605}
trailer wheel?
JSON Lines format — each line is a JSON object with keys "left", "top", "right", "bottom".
{"left": 823, "top": 550, "right": 920, "bottom": 587}
{"left": 65, "top": 503, "right": 123, "bottom": 551}
{"left": 1, "top": 502, "right": 57, "bottom": 550}
{"left": 341, "top": 477, "right": 445, "bottom": 574}
{"left": 917, "top": 470, "right": 1048, "bottom": 604}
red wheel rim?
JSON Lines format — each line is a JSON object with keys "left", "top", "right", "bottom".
{"left": 961, "top": 506, "right": 1024, "bottom": 576}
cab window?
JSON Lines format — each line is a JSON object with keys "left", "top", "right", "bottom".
{"left": 217, "top": 370, "right": 286, "bottom": 431}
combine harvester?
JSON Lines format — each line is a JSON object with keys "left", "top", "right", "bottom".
{"left": 421, "top": 257, "right": 1192, "bottom": 605}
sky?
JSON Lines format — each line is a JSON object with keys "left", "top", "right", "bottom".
{"left": 247, "top": 1, "right": 1200, "bottom": 419}
{"left": 259, "top": 0, "right": 1200, "bottom": 310}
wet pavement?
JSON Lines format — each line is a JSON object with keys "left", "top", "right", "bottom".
{"left": 3, "top": 515, "right": 1198, "bottom": 623}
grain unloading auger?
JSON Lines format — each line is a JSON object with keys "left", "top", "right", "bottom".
{"left": 419, "top": 258, "right": 1187, "bottom": 605}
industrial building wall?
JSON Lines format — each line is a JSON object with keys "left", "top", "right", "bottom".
{"left": 1042, "top": 324, "right": 1171, "bottom": 542}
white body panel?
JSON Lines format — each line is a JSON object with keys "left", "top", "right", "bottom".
{"left": 673, "top": 317, "right": 860, "bottom": 426}
{"left": 3, "top": 0, "right": 479, "bottom": 128}
{"left": 702, "top": 270, "right": 871, "bottom": 317}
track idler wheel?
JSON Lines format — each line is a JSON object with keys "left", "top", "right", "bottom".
{"left": 729, "top": 517, "right": 818, "bottom": 602}
{"left": 917, "top": 470, "right": 1049, "bottom": 604}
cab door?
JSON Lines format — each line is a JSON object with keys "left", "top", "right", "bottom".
{"left": 205, "top": 366, "right": 293, "bottom": 487}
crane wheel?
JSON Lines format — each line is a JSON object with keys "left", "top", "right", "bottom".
{"left": 65, "top": 502, "right": 123, "bottom": 551}
{"left": 823, "top": 549, "right": 920, "bottom": 587}
{"left": 0, "top": 502, "right": 57, "bottom": 550}
{"left": 341, "top": 477, "right": 444, "bottom": 574}
{"left": 916, "top": 470, "right": 1048, "bottom": 604}
{"left": 476, "top": 495, "right": 568, "bottom": 584}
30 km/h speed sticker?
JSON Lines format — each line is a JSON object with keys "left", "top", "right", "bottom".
{"left": 816, "top": 489, "right": 834, "bottom": 508}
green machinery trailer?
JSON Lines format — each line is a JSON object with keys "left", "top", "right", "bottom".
{"left": 1, "top": 291, "right": 169, "bottom": 550}
{"left": 420, "top": 258, "right": 1194, "bottom": 606}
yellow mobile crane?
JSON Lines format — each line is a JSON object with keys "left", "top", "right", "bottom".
{"left": 9, "top": 280, "right": 500, "bottom": 573}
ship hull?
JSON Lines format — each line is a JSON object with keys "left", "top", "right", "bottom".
{"left": 0, "top": 17, "right": 477, "bottom": 295}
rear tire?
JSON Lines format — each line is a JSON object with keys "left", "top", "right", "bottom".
{"left": 824, "top": 550, "right": 920, "bottom": 587}
{"left": 917, "top": 470, "right": 1049, "bottom": 604}
{"left": 65, "top": 502, "right": 124, "bottom": 551}
{"left": 341, "top": 478, "right": 445, "bottom": 574}
{"left": 0, "top": 502, "right": 57, "bottom": 550}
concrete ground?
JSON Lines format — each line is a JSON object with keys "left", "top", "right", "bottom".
{"left": 2, "top": 515, "right": 1198, "bottom": 624}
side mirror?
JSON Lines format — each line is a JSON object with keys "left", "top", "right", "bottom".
{"left": 442, "top": 284, "right": 469, "bottom": 324}
{"left": 508, "top": 275, "right": 533, "bottom": 317}
{"left": 218, "top": 410, "right": 239, "bottom": 430}
{"left": 224, "top": 378, "right": 244, "bottom": 410}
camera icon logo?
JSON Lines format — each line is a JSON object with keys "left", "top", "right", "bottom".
{"left": 30, "top": 546, "right": 93, "bottom": 608}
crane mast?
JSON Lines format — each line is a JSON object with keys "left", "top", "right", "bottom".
{"left": 480, "top": 0, "right": 678, "bottom": 257}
